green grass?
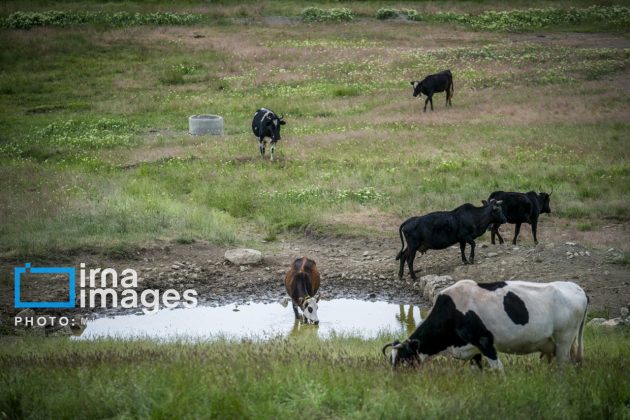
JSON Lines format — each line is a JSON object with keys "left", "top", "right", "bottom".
{"left": 0, "top": 2, "right": 629, "bottom": 255}
{"left": 1, "top": 327, "right": 629, "bottom": 418}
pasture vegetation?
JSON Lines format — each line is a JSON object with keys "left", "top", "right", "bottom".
{"left": 1, "top": 327, "right": 629, "bottom": 418}
{"left": 0, "top": 0, "right": 629, "bottom": 257}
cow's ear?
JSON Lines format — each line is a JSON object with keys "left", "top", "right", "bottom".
{"left": 410, "top": 81, "right": 415, "bottom": 86}
{"left": 279, "top": 120, "right": 286, "bottom": 125}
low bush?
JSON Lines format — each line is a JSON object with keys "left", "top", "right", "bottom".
{"left": 405, "top": 6, "right": 630, "bottom": 32}
{"left": 2, "top": 10, "right": 201, "bottom": 29}
{"left": 301, "top": 7, "right": 353, "bottom": 23}
{"left": 376, "top": 8, "right": 399, "bottom": 20}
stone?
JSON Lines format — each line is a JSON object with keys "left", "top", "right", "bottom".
{"left": 487, "top": 252, "right": 499, "bottom": 258}
{"left": 587, "top": 318, "right": 606, "bottom": 327}
{"left": 565, "top": 242, "right": 576, "bottom": 246}
{"left": 225, "top": 248, "right": 263, "bottom": 265}
{"left": 601, "top": 318, "right": 622, "bottom": 328}
{"left": 51, "top": 325, "right": 73, "bottom": 336}
{"left": 620, "top": 307, "right": 629, "bottom": 319}
{"left": 16, "top": 308, "right": 35, "bottom": 319}
{"left": 420, "top": 275, "right": 455, "bottom": 302}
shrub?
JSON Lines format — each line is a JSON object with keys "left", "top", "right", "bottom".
{"left": 376, "top": 8, "right": 399, "bottom": 20}
{"left": 1, "top": 10, "right": 201, "bottom": 29}
{"left": 403, "top": 6, "right": 630, "bottom": 31}
{"left": 301, "top": 7, "right": 353, "bottom": 23}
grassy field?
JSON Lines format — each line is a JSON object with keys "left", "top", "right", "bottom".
{"left": 1, "top": 327, "right": 629, "bottom": 419}
{"left": 1, "top": 2, "right": 629, "bottom": 418}
{"left": 1, "top": 1, "right": 629, "bottom": 257}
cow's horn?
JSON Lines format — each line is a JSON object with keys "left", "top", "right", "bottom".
{"left": 382, "top": 342, "right": 394, "bottom": 356}
{"left": 382, "top": 340, "right": 402, "bottom": 356}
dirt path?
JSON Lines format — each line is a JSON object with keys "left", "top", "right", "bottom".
{"left": 1, "top": 221, "right": 628, "bottom": 321}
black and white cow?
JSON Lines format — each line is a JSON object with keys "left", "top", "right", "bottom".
{"left": 252, "top": 108, "right": 286, "bottom": 161}
{"left": 410, "top": 70, "right": 454, "bottom": 112}
{"left": 382, "top": 280, "right": 588, "bottom": 370}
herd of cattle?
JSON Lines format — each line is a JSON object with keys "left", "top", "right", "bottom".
{"left": 264, "top": 70, "right": 587, "bottom": 371}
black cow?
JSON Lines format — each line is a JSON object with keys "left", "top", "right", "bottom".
{"left": 410, "top": 70, "right": 454, "bottom": 112}
{"left": 252, "top": 108, "right": 286, "bottom": 161}
{"left": 488, "top": 190, "right": 552, "bottom": 245}
{"left": 396, "top": 199, "right": 506, "bottom": 281}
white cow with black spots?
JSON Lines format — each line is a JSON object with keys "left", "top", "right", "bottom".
{"left": 252, "top": 108, "right": 286, "bottom": 161}
{"left": 382, "top": 280, "right": 588, "bottom": 370}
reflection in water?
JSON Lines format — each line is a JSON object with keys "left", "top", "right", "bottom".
{"left": 396, "top": 304, "right": 422, "bottom": 334}
{"left": 77, "top": 299, "right": 424, "bottom": 341}
{"left": 289, "top": 319, "right": 320, "bottom": 338}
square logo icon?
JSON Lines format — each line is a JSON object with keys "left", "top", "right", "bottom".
{"left": 14, "top": 263, "right": 76, "bottom": 309}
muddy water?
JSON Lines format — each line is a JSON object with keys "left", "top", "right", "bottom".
{"left": 77, "top": 299, "right": 423, "bottom": 341}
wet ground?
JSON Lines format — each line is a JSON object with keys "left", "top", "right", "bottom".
{"left": 1, "top": 221, "right": 628, "bottom": 335}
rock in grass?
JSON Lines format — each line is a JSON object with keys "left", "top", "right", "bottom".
{"left": 225, "top": 249, "right": 262, "bottom": 265}
{"left": 16, "top": 308, "right": 35, "bottom": 319}
{"left": 587, "top": 318, "right": 606, "bottom": 327}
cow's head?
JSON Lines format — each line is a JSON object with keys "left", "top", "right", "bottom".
{"left": 538, "top": 191, "right": 552, "bottom": 214}
{"left": 382, "top": 339, "right": 421, "bottom": 367}
{"left": 482, "top": 198, "right": 507, "bottom": 224}
{"left": 410, "top": 81, "right": 422, "bottom": 97}
{"left": 299, "top": 294, "right": 320, "bottom": 324}
{"left": 264, "top": 113, "right": 286, "bottom": 141}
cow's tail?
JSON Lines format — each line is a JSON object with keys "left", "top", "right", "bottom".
{"left": 450, "top": 77, "right": 454, "bottom": 97}
{"left": 574, "top": 295, "right": 589, "bottom": 364}
{"left": 395, "top": 222, "right": 407, "bottom": 261}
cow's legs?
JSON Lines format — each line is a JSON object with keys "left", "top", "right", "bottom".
{"left": 476, "top": 338, "right": 502, "bottom": 370}
{"left": 270, "top": 141, "right": 276, "bottom": 161}
{"left": 291, "top": 302, "right": 301, "bottom": 320}
{"left": 470, "top": 354, "right": 483, "bottom": 370}
{"left": 467, "top": 238, "right": 476, "bottom": 263}
{"left": 492, "top": 223, "right": 505, "bottom": 245}
{"left": 429, "top": 96, "right": 434, "bottom": 111}
{"left": 259, "top": 139, "right": 266, "bottom": 157}
{"left": 512, "top": 223, "right": 522, "bottom": 245}
{"left": 553, "top": 331, "right": 576, "bottom": 369}
{"left": 406, "top": 245, "right": 419, "bottom": 281}
{"left": 423, "top": 97, "right": 430, "bottom": 112}
{"left": 458, "top": 315, "right": 502, "bottom": 370}
{"left": 459, "top": 241, "right": 468, "bottom": 264}
{"left": 531, "top": 219, "right": 538, "bottom": 244}
{"left": 398, "top": 248, "right": 408, "bottom": 278}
